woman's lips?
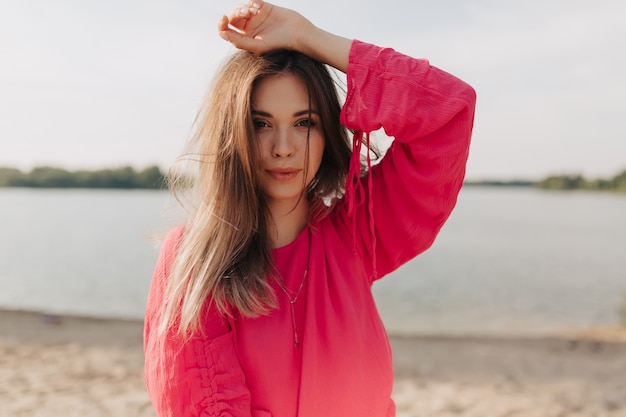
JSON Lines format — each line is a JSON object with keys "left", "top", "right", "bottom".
{"left": 266, "top": 168, "right": 300, "bottom": 181}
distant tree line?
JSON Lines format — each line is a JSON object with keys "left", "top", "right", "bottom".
{"left": 1, "top": 164, "right": 624, "bottom": 192}
{"left": 535, "top": 169, "right": 626, "bottom": 192}
{"left": 0, "top": 165, "right": 166, "bottom": 189}
{"left": 463, "top": 180, "right": 536, "bottom": 187}
{"left": 464, "top": 169, "right": 626, "bottom": 193}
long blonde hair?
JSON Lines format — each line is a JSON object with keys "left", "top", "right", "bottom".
{"left": 161, "top": 50, "right": 352, "bottom": 336}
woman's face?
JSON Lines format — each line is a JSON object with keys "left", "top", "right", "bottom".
{"left": 251, "top": 73, "right": 325, "bottom": 207}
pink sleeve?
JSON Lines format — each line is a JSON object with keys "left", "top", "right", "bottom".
{"left": 339, "top": 40, "right": 476, "bottom": 281}
{"left": 143, "top": 227, "right": 252, "bottom": 417}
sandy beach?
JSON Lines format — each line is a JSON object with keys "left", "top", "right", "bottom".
{"left": 1, "top": 309, "right": 625, "bottom": 417}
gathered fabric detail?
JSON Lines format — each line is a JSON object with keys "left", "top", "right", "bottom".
{"left": 344, "top": 129, "right": 378, "bottom": 280}
{"left": 194, "top": 333, "right": 250, "bottom": 416}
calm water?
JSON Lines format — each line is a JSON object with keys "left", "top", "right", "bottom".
{"left": 0, "top": 187, "right": 624, "bottom": 336}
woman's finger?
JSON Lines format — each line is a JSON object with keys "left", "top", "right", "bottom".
{"left": 217, "top": 13, "right": 258, "bottom": 51}
{"left": 225, "top": 3, "right": 261, "bottom": 31}
{"left": 219, "top": 26, "right": 266, "bottom": 54}
{"left": 217, "top": 15, "right": 231, "bottom": 40}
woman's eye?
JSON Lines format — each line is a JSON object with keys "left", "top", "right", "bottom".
{"left": 296, "top": 118, "right": 315, "bottom": 128}
{"left": 253, "top": 119, "right": 269, "bottom": 129}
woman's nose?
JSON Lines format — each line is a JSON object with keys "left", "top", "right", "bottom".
{"left": 271, "top": 128, "right": 296, "bottom": 157}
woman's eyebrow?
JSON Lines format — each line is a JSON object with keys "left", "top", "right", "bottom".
{"left": 251, "top": 109, "right": 319, "bottom": 117}
{"left": 293, "top": 109, "right": 319, "bottom": 117}
{"left": 251, "top": 109, "right": 272, "bottom": 117}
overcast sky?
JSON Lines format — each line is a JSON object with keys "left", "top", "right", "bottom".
{"left": 1, "top": 0, "right": 625, "bottom": 180}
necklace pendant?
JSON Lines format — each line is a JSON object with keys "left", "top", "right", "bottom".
{"left": 289, "top": 300, "right": 300, "bottom": 349}
{"left": 276, "top": 229, "right": 311, "bottom": 349}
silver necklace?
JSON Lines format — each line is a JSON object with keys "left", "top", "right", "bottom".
{"left": 275, "top": 228, "right": 311, "bottom": 349}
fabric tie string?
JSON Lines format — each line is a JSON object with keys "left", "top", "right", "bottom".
{"left": 344, "top": 129, "right": 378, "bottom": 279}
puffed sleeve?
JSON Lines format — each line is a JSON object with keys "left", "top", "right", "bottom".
{"left": 143, "top": 227, "right": 252, "bottom": 417}
{"left": 338, "top": 40, "right": 476, "bottom": 281}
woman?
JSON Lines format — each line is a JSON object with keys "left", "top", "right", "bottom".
{"left": 144, "top": 1, "right": 476, "bottom": 416}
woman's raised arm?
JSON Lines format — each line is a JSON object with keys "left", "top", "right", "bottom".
{"left": 217, "top": 0, "right": 352, "bottom": 72}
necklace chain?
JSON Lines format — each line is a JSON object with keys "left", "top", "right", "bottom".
{"left": 275, "top": 229, "right": 311, "bottom": 349}
{"left": 277, "top": 269, "right": 307, "bottom": 349}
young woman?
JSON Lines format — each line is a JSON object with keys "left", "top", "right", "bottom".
{"left": 143, "top": 1, "right": 476, "bottom": 416}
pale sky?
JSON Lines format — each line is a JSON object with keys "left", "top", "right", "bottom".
{"left": 1, "top": 0, "right": 625, "bottom": 180}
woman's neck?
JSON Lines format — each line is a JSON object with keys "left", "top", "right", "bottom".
{"left": 266, "top": 197, "right": 309, "bottom": 248}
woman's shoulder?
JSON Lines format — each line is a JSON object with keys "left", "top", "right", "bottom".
{"left": 311, "top": 198, "right": 354, "bottom": 239}
{"left": 164, "top": 225, "right": 185, "bottom": 244}
{"left": 156, "top": 225, "right": 185, "bottom": 262}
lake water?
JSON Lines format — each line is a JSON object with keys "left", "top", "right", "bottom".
{"left": 0, "top": 187, "right": 624, "bottom": 336}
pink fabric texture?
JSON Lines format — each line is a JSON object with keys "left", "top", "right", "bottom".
{"left": 144, "top": 40, "right": 476, "bottom": 417}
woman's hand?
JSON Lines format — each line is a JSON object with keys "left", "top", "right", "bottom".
{"left": 217, "top": 0, "right": 352, "bottom": 73}
{"left": 217, "top": 0, "right": 312, "bottom": 55}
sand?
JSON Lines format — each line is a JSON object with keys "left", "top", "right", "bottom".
{"left": 1, "top": 309, "right": 626, "bottom": 417}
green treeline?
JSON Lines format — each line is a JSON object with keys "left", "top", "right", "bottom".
{"left": 0, "top": 165, "right": 166, "bottom": 189}
{"left": 1, "top": 165, "right": 624, "bottom": 192}
{"left": 463, "top": 180, "right": 536, "bottom": 187}
{"left": 536, "top": 169, "right": 626, "bottom": 192}
{"left": 464, "top": 169, "right": 626, "bottom": 192}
